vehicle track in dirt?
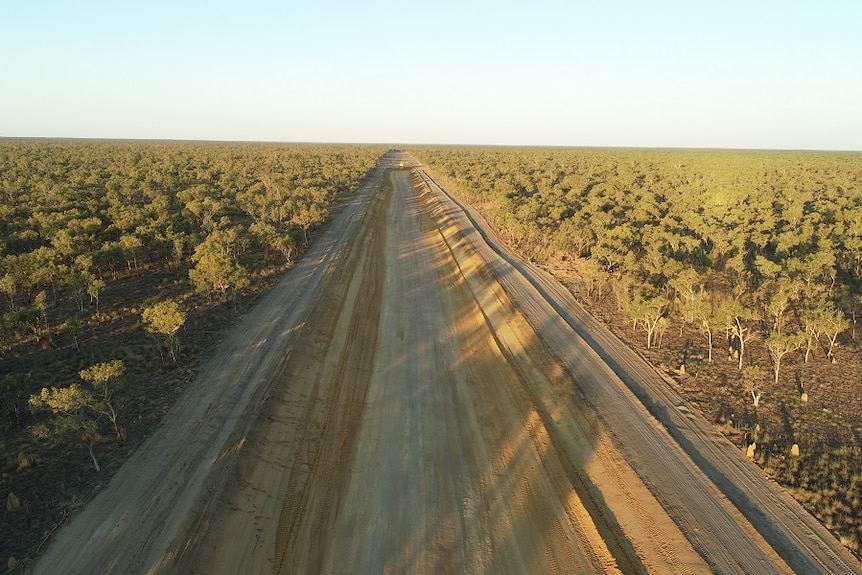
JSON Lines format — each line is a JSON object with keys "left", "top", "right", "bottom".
{"left": 418, "top": 167, "right": 862, "bottom": 574}
{"left": 31, "top": 152, "right": 862, "bottom": 574}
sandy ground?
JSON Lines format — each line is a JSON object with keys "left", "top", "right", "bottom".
{"left": 31, "top": 153, "right": 862, "bottom": 574}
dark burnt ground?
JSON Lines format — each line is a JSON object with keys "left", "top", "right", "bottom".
{"left": 0, "top": 210, "right": 353, "bottom": 571}
{"left": 567, "top": 278, "right": 862, "bottom": 557}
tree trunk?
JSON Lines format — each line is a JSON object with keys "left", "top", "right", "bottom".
{"left": 751, "top": 390, "right": 762, "bottom": 407}
{"left": 86, "top": 441, "right": 100, "bottom": 472}
{"left": 735, "top": 318, "right": 746, "bottom": 370}
{"left": 706, "top": 328, "right": 713, "bottom": 362}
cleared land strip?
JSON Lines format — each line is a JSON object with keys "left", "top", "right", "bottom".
{"left": 32, "top": 153, "right": 862, "bottom": 574}
{"left": 31, "top": 165, "right": 390, "bottom": 574}
{"left": 418, "top": 167, "right": 862, "bottom": 574}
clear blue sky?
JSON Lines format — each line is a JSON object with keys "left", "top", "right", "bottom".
{"left": 2, "top": 1, "right": 861, "bottom": 150}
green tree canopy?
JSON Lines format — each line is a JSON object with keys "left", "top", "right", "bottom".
{"left": 142, "top": 299, "right": 187, "bottom": 362}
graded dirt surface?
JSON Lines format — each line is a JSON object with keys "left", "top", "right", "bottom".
{"left": 31, "top": 153, "right": 862, "bottom": 574}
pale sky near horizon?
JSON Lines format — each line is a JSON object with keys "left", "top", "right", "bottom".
{"left": 2, "top": 1, "right": 860, "bottom": 150}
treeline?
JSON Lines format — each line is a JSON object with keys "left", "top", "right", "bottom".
{"left": 415, "top": 147, "right": 862, "bottom": 377}
{"left": 0, "top": 139, "right": 382, "bottom": 458}
{"left": 0, "top": 139, "right": 383, "bottom": 566}
{"left": 411, "top": 146, "right": 862, "bottom": 551}
{"left": 0, "top": 139, "right": 381, "bottom": 345}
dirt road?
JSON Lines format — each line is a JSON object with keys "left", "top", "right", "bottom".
{"left": 32, "top": 153, "right": 862, "bottom": 574}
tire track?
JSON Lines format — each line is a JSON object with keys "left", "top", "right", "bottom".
{"left": 270, "top": 173, "right": 390, "bottom": 574}
{"left": 420, "top": 175, "right": 643, "bottom": 574}
{"left": 416, "top": 165, "right": 862, "bottom": 574}
{"left": 35, "top": 153, "right": 858, "bottom": 575}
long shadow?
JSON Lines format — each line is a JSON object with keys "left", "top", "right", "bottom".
{"left": 417, "top": 169, "right": 851, "bottom": 573}
{"left": 344, "top": 167, "right": 644, "bottom": 574}
{"left": 418, "top": 171, "right": 646, "bottom": 573}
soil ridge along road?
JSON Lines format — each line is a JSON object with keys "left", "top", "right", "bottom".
{"left": 32, "top": 152, "right": 861, "bottom": 574}
{"left": 418, "top": 169, "right": 862, "bottom": 574}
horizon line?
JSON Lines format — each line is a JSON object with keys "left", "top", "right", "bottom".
{"left": 1, "top": 135, "right": 860, "bottom": 154}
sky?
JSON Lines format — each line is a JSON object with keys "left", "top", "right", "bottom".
{"left": 2, "top": 1, "right": 861, "bottom": 150}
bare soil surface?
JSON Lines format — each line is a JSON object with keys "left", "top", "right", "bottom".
{"left": 30, "top": 153, "right": 862, "bottom": 574}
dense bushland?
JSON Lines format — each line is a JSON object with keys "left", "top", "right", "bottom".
{"left": 412, "top": 146, "right": 862, "bottom": 553}
{"left": 0, "top": 139, "right": 383, "bottom": 566}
